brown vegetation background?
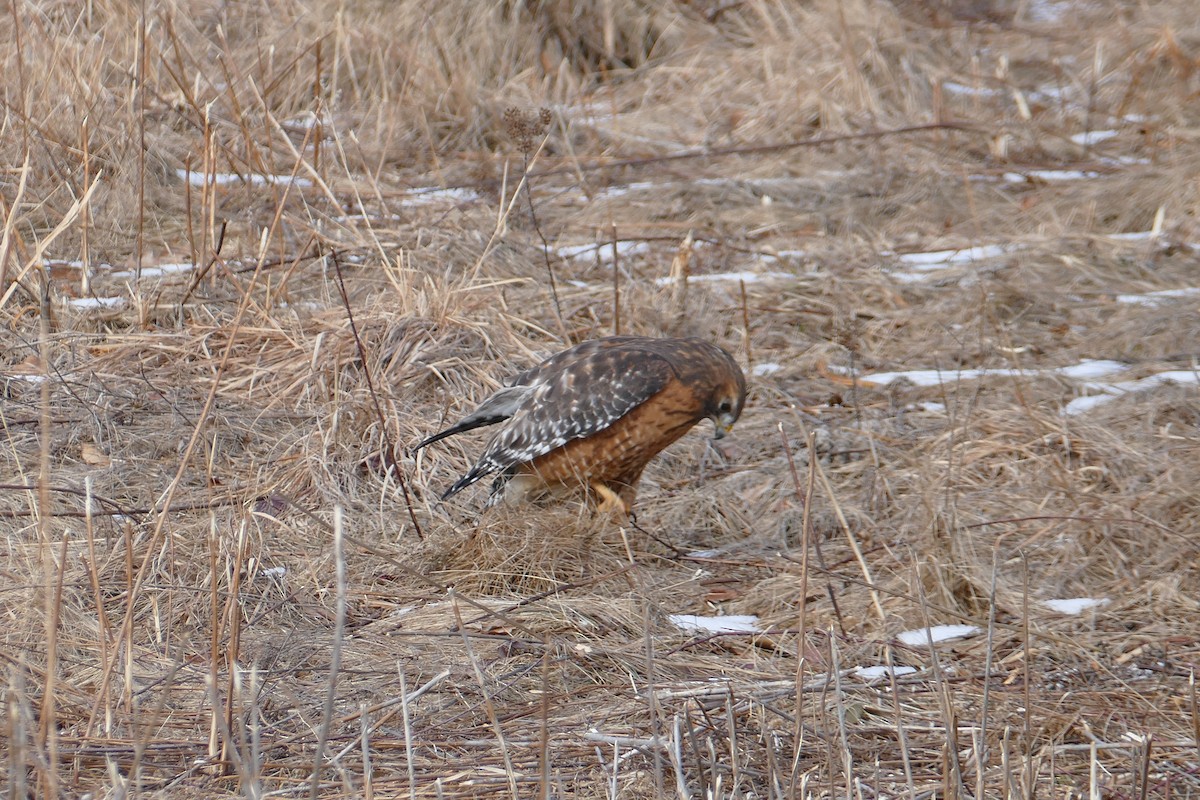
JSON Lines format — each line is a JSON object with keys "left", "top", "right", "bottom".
{"left": 2, "top": 0, "right": 1199, "bottom": 797}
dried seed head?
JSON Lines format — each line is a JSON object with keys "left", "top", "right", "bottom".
{"left": 503, "top": 106, "right": 552, "bottom": 155}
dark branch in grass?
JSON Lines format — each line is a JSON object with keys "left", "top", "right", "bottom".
{"left": 505, "top": 106, "right": 569, "bottom": 344}
{"left": 328, "top": 250, "right": 425, "bottom": 541}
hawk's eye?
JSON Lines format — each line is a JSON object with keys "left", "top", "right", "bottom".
{"left": 718, "top": 400, "right": 733, "bottom": 414}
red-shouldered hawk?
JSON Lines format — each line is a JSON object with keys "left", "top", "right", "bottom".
{"left": 413, "top": 336, "right": 746, "bottom": 515}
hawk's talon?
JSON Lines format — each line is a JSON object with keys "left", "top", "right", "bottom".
{"left": 591, "top": 482, "right": 630, "bottom": 517}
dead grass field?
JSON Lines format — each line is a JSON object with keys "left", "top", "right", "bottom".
{"left": 3, "top": 0, "right": 1200, "bottom": 797}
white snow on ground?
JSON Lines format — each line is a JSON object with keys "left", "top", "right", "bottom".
{"left": 1065, "top": 370, "right": 1200, "bottom": 415}
{"left": 897, "top": 624, "right": 980, "bottom": 646}
{"left": 331, "top": 213, "right": 404, "bottom": 224}
{"left": 557, "top": 241, "right": 651, "bottom": 263}
{"left": 887, "top": 244, "right": 1011, "bottom": 282}
{"left": 1115, "top": 288, "right": 1200, "bottom": 306}
{"left": 1070, "top": 130, "right": 1118, "bottom": 146}
{"left": 1004, "top": 169, "right": 1103, "bottom": 183}
{"left": 109, "top": 262, "right": 197, "bottom": 279}
{"left": 45, "top": 259, "right": 114, "bottom": 270}
{"left": 1055, "top": 360, "right": 1130, "bottom": 379}
{"left": 752, "top": 363, "right": 783, "bottom": 376}
{"left": 888, "top": 231, "right": 1166, "bottom": 283}
{"left": 281, "top": 111, "right": 331, "bottom": 130}
{"left": 68, "top": 296, "right": 126, "bottom": 309}
{"left": 1026, "top": 0, "right": 1075, "bottom": 22}
{"left": 854, "top": 665, "right": 918, "bottom": 681}
{"left": 941, "top": 81, "right": 1004, "bottom": 97}
{"left": 853, "top": 368, "right": 993, "bottom": 387}
{"left": 1063, "top": 395, "right": 1114, "bottom": 415}
{"left": 895, "top": 244, "right": 1009, "bottom": 267}
{"left": 1107, "top": 230, "right": 1162, "bottom": 242}
{"left": 669, "top": 615, "right": 760, "bottom": 635}
{"left": 1044, "top": 597, "right": 1110, "bottom": 614}
{"left": 592, "top": 181, "right": 658, "bottom": 198}
{"left": 175, "top": 168, "right": 313, "bottom": 188}
{"left": 398, "top": 187, "right": 477, "bottom": 206}
{"left": 654, "top": 271, "right": 791, "bottom": 286}
{"left": 844, "top": 359, "right": 1129, "bottom": 388}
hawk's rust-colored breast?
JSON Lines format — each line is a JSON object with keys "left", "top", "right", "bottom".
{"left": 520, "top": 377, "right": 704, "bottom": 488}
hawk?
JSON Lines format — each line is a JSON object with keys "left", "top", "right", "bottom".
{"left": 413, "top": 336, "right": 746, "bottom": 515}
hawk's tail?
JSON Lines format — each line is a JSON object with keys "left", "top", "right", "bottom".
{"left": 411, "top": 385, "right": 533, "bottom": 454}
{"left": 440, "top": 468, "right": 487, "bottom": 500}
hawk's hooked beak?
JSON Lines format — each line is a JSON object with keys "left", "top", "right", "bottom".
{"left": 712, "top": 416, "right": 735, "bottom": 440}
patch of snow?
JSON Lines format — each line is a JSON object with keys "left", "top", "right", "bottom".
{"left": 912, "top": 401, "right": 946, "bottom": 413}
{"left": 279, "top": 300, "right": 326, "bottom": 311}
{"left": 331, "top": 213, "right": 403, "bottom": 224}
{"left": 897, "top": 624, "right": 980, "bottom": 646}
{"left": 942, "top": 81, "right": 1003, "bottom": 98}
{"left": 1032, "top": 84, "right": 1070, "bottom": 102}
{"left": 889, "top": 270, "right": 951, "bottom": 284}
{"left": 1070, "top": 130, "right": 1118, "bottom": 146}
{"left": 1056, "top": 360, "right": 1129, "bottom": 380}
{"left": 1064, "top": 370, "right": 1200, "bottom": 415}
{"left": 1106, "top": 230, "right": 1160, "bottom": 242}
{"left": 1115, "top": 288, "right": 1200, "bottom": 306}
{"left": 1098, "top": 155, "right": 1151, "bottom": 167}
{"left": 752, "top": 363, "right": 783, "bottom": 377}
{"left": 895, "top": 244, "right": 1009, "bottom": 268}
{"left": 669, "top": 614, "right": 760, "bottom": 635}
{"left": 109, "top": 262, "right": 197, "bottom": 279}
{"left": 594, "top": 181, "right": 658, "bottom": 198}
{"left": 69, "top": 296, "right": 126, "bottom": 309}
{"left": 1025, "top": 0, "right": 1073, "bottom": 22}
{"left": 654, "top": 271, "right": 791, "bottom": 287}
{"left": 45, "top": 259, "right": 106, "bottom": 270}
{"left": 1044, "top": 597, "right": 1109, "bottom": 615}
{"left": 850, "top": 360, "right": 1128, "bottom": 388}
{"left": 399, "top": 187, "right": 477, "bottom": 206}
{"left": 1004, "top": 170, "right": 1103, "bottom": 183}
{"left": 686, "top": 549, "right": 723, "bottom": 558}
{"left": 176, "top": 168, "right": 313, "bottom": 188}
{"left": 557, "top": 241, "right": 650, "bottom": 263}
{"left": 854, "top": 665, "right": 918, "bottom": 681}
{"left": 1063, "top": 393, "right": 1120, "bottom": 414}
{"left": 855, "top": 368, "right": 985, "bottom": 387}
{"left": 259, "top": 566, "right": 287, "bottom": 579}
{"left": 282, "top": 111, "right": 331, "bottom": 130}
{"left": 2, "top": 373, "right": 49, "bottom": 384}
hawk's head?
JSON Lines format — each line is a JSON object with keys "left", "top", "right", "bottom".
{"left": 704, "top": 350, "right": 747, "bottom": 440}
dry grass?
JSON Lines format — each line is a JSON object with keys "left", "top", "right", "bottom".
{"left": 4, "top": 0, "right": 1200, "bottom": 797}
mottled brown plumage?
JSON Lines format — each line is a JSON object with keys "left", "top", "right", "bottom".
{"left": 414, "top": 336, "right": 746, "bottom": 515}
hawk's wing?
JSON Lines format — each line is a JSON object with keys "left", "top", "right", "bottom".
{"left": 506, "top": 336, "right": 645, "bottom": 387}
{"left": 415, "top": 339, "right": 641, "bottom": 453}
{"left": 442, "top": 346, "right": 676, "bottom": 499}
